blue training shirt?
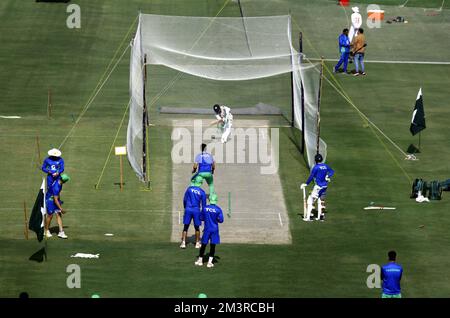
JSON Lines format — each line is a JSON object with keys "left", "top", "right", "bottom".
{"left": 46, "top": 179, "right": 63, "bottom": 201}
{"left": 42, "top": 157, "right": 65, "bottom": 175}
{"left": 200, "top": 204, "right": 224, "bottom": 232}
{"left": 338, "top": 34, "right": 350, "bottom": 54}
{"left": 306, "top": 163, "right": 334, "bottom": 187}
{"left": 195, "top": 152, "right": 214, "bottom": 173}
{"left": 183, "top": 186, "right": 207, "bottom": 211}
{"left": 381, "top": 262, "right": 403, "bottom": 295}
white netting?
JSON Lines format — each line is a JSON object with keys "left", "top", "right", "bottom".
{"left": 127, "top": 21, "right": 145, "bottom": 180}
{"left": 140, "top": 14, "right": 297, "bottom": 81}
{"left": 128, "top": 14, "right": 327, "bottom": 180}
{"left": 291, "top": 60, "right": 327, "bottom": 169}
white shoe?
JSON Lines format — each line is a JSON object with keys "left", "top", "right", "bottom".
{"left": 195, "top": 242, "right": 201, "bottom": 249}
{"left": 207, "top": 262, "right": 214, "bottom": 268}
{"left": 303, "top": 218, "right": 312, "bottom": 222}
{"left": 194, "top": 259, "right": 203, "bottom": 266}
{"left": 45, "top": 230, "right": 52, "bottom": 238}
{"left": 180, "top": 241, "right": 186, "bottom": 249}
{"left": 57, "top": 231, "right": 68, "bottom": 239}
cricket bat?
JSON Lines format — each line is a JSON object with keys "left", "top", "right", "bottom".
{"left": 302, "top": 186, "right": 307, "bottom": 218}
{"left": 363, "top": 206, "right": 396, "bottom": 210}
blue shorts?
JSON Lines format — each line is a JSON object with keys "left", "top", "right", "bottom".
{"left": 183, "top": 208, "right": 201, "bottom": 227}
{"left": 312, "top": 185, "right": 327, "bottom": 199}
{"left": 201, "top": 230, "right": 220, "bottom": 245}
{"left": 318, "top": 186, "right": 327, "bottom": 198}
{"left": 46, "top": 199, "right": 61, "bottom": 215}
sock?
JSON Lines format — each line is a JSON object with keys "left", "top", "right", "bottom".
{"left": 208, "top": 257, "right": 214, "bottom": 264}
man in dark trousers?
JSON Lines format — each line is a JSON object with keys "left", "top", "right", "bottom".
{"left": 333, "top": 28, "right": 351, "bottom": 74}
{"left": 194, "top": 193, "right": 224, "bottom": 268}
{"left": 180, "top": 176, "right": 207, "bottom": 249}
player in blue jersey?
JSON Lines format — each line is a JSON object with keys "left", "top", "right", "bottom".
{"left": 195, "top": 193, "right": 224, "bottom": 268}
{"left": 192, "top": 143, "right": 216, "bottom": 195}
{"left": 381, "top": 251, "right": 403, "bottom": 298}
{"left": 41, "top": 148, "right": 65, "bottom": 189}
{"left": 180, "top": 176, "right": 207, "bottom": 249}
{"left": 334, "top": 28, "right": 351, "bottom": 73}
{"left": 301, "top": 153, "right": 334, "bottom": 221}
{"left": 45, "top": 173, "right": 70, "bottom": 239}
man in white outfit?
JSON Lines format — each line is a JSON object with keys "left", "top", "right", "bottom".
{"left": 210, "top": 104, "right": 233, "bottom": 143}
{"left": 349, "top": 7, "right": 362, "bottom": 43}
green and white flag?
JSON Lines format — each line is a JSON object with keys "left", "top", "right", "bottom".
{"left": 29, "top": 178, "right": 46, "bottom": 242}
{"left": 410, "top": 88, "right": 426, "bottom": 136}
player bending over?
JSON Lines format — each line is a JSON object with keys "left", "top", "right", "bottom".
{"left": 195, "top": 193, "right": 224, "bottom": 268}
{"left": 192, "top": 143, "right": 215, "bottom": 195}
{"left": 45, "top": 173, "right": 70, "bottom": 239}
{"left": 180, "top": 176, "right": 207, "bottom": 249}
{"left": 210, "top": 104, "right": 233, "bottom": 143}
{"left": 301, "top": 154, "right": 334, "bottom": 222}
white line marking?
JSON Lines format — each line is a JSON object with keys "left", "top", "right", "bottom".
{"left": 308, "top": 58, "right": 450, "bottom": 65}
{"left": 0, "top": 115, "right": 21, "bottom": 119}
{"left": 278, "top": 213, "right": 283, "bottom": 227}
{"left": 1, "top": 207, "right": 284, "bottom": 216}
{"left": 0, "top": 135, "right": 116, "bottom": 138}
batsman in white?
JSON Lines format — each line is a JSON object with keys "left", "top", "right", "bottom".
{"left": 210, "top": 104, "right": 233, "bottom": 143}
{"left": 349, "top": 7, "right": 362, "bottom": 43}
{"left": 301, "top": 154, "right": 334, "bottom": 222}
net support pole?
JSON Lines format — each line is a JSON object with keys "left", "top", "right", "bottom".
{"left": 237, "top": 0, "right": 252, "bottom": 57}
{"left": 299, "top": 32, "right": 305, "bottom": 154}
{"left": 290, "top": 72, "right": 295, "bottom": 128}
{"left": 47, "top": 88, "right": 52, "bottom": 119}
{"left": 316, "top": 57, "right": 324, "bottom": 155}
{"left": 289, "top": 16, "right": 295, "bottom": 128}
{"left": 23, "top": 200, "right": 29, "bottom": 240}
{"left": 142, "top": 54, "right": 150, "bottom": 188}
{"left": 36, "top": 135, "right": 42, "bottom": 169}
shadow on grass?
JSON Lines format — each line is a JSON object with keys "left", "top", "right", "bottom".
{"left": 49, "top": 225, "right": 69, "bottom": 234}
{"left": 29, "top": 246, "right": 47, "bottom": 263}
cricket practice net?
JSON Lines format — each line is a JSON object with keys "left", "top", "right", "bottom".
{"left": 128, "top": 13, "right": 327, "bottom": 181}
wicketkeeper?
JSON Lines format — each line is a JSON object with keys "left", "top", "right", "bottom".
{"left": 301, "top": 154, "right": 334, "bottom": 222}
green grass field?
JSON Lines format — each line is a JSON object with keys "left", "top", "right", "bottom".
{"left": 1, "top": 0, "right": 449, "bottom": 298}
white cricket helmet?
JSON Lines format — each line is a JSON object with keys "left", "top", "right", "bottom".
{"left": 352, "top": 6, "right": 359, "bottom": 13}
{"left": 48, "top": 148, "right": 62, "bottom": 157}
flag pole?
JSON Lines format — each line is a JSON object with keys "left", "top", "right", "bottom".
{"left": 24, "top": 201, "right": 29, "bottom": 240}
{"left": 418, "top": 131, "right": 421, "bottom": 152}
{"left": 44, "top": 177, "right": 48, "bottom": 261}
{"left": 316, "top": 57, "right": 324, "bottom": 155}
